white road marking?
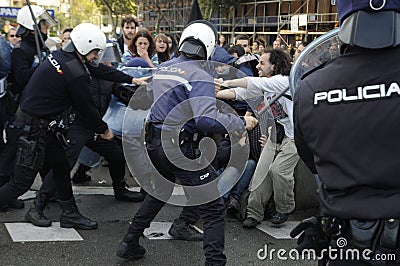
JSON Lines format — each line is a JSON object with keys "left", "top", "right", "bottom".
{"left": 256, "top": 221, "right": 299, "bottom": 239}
{"left": 5, "top": 222, "right": 83, "bottom": 242}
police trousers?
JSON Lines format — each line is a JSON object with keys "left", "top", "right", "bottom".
{"left": 128, "top": 138, "right": 226, "bottom": 265}
{"left": 39, "top": 122, "right": 126, "bottom": 195}
{"left": 0, "top": 113, "right": 73, "bottom": 203}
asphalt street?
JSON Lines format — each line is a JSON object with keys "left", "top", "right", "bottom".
{"left": 0, "top": 164, "right": 318, "bottom": 266}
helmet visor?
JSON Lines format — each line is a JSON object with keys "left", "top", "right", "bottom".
{"left": 101, "top": 43, "right": 121, "bottom": 63}
{"left": 86, "top": 49, "right": 105, "bottom": 67}
{"left": 37, "top": 10, "right": 56, "bottom": 28}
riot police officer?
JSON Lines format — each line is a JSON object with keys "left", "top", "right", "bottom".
{"left": 116, "top": 20, "right": 258, "bottom": 265}
{"left": 0, "top": 23, "right": 137, "bottom": 229}
{"left": 293, "top": 0, "right": 400, "bottom": 265}
{"left": 0, "top": 5, "right": 54, "bottom": 211}
{"left": 24, "top": 43, "right": 145, "bottom": 228}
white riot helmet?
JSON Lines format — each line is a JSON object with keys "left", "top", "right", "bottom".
{"left": 16, "top": 5, "right": 55, "bottom": 35}
{"left": 68, "top": 23, "right": 107, "bottom": 67}
{"left": 179, "top": 20, "right": 218, "bottom": 60}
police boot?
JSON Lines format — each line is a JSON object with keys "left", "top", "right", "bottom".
{"left": 60, "top": 197, "right": 97, "bottom": 230}
{"left": 168, "top": 218, "right": 203, "bottom": 241}
{"left": 25, "top": 193, "right": 51, "bottom": 227}
{"left": 116, "top": 233, "right": 146, "bottom": 260}
{"left": 113, "top": 182, "right": 145, "bottom": 202}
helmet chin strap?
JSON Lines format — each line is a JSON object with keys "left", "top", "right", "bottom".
{"left": 82, "top": 53, "right": 100, "bottom": 67}
{"left": 74, "top": 52, "right": 90, "bottom": 68}
{"left": 82, "top": 55, "right": 90, "bottom": 65}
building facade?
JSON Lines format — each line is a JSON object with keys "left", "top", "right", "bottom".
{"left": 138, "top": 0, "right": 338, "bottom": 46}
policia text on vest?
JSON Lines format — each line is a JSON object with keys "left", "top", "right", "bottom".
{"left": 313, "top": 82, "right": 400, "bottom": 105}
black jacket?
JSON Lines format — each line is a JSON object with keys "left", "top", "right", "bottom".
{"left": 294, "top": 45, "right": 400, "bottom": 220}
{"left": 9, "top": 33, "right": 47, "bottom": 94}
{"left": 20, "top": 49, "right": 132, "bottom": 134}
{"left": 116, "top": 36, "right": 125, "bottom": 54}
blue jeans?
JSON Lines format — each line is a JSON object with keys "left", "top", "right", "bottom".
{"left": 218, "top": 159, "right": 257, "bottom": 201}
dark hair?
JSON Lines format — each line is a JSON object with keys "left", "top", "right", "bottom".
{"left": 62, "top": 28, "right": 73, "bottom": 34}
{"left": 235, "top": 34, "right": 249, "bottom": 42}
{"left": 154, "top": 33, "right": 170, "bottom": 63}
{"left": 266, "top": 49, "right": 292, "bottom": 76}
{"left": 127, "top": 29, "right": 155, "bottom": 58}
{"left": 228, "top": 45, "right": 245, "bottom": 57}
{"left": 165, "top": 33, "right": 179, "bottom": 58}
{"left": 257, "top": 38, "right": 266, "bottom": 45}
{"left": 121, "top": 16, "right": 138, "bottom": 28}
{"left": 300, "top": 41, "right": 310, "bottom": 47}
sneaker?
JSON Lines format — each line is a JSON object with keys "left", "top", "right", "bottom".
{"left": 270, "top": 212, "right": 288, "bottom": 225}
{"left": 168, "top": 219, "right": 203, "bottom": 241}
{"left": 243, "top": 217, "right": 260, "bottom": 229}
{"left": 114, "top": 187, "right": 145, "bottom": 202}
{"left": 225, "top": 197, "right": 240, "bottom": 217}
{"left": 72, "top": 171, "right": 91, "bottom": 184}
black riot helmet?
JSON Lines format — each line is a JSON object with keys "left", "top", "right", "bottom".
{"left": 337, "top": 0, "right": 400, "bottom": 49}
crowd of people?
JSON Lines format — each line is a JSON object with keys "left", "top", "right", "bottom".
{"left": 1, "top": 0, "right": 399, "bottom": 265}
{"left": 0, "top": 8, "right": 306, "bottom": 263}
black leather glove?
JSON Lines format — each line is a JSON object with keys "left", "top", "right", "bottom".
{"left": 290, "top": 216, "right": 330, "bottom": 255}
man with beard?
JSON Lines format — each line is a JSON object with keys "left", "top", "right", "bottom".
{"left": 116, "top": 16, "right": 138, "bottom": 54}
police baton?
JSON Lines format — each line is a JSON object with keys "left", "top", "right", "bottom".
{"left": 255, "top": 86, "right": 290, "bottom": 116}
{"left": 25, "top": 0, "right": 50, "bottom": 63}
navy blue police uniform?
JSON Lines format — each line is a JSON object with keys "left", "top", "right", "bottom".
{"left": 0, "top": 48, "right": 132, "bottom": 204}
{"left": 127, "top": 54, "right": 246, "bottom": 265}
{"left": 293, "top": 1, "right": 400, "bottom": 264}
{"left": 37, "top": 77, "right": 144, "bottom": 202}
{"left": 0, "top": 33, "right": 48, "bottom": 189}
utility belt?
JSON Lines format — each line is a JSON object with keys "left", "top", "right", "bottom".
{"left": 17, "top": 109, "right": 71, "bottom": 146}
{"left": 145, "top": 121, "right": 199, "bottom": 146}
{"left": 17, "top": 110, "right": 51, "bottom": 128}
{"left": 14, "top": 109, "right": 72, "bottom": 171}
{"left": 322, "top": 217, "right": 400, "bottom": 264}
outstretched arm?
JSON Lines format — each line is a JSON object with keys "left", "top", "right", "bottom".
{"left": 223, "top": 78, "right": 248, "bottom": 89}
{"left": 216, "top": 88, "right": 237, "bottom": 100}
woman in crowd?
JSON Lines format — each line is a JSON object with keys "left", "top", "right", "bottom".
{"left": 123, "top": 29, "right": 157, "bottom": 67}
{"left": 153, "top": 33, "right": 170, "bottom": 64}
{"left": 165, "top": 33, "right": 179, "bottom": 59}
